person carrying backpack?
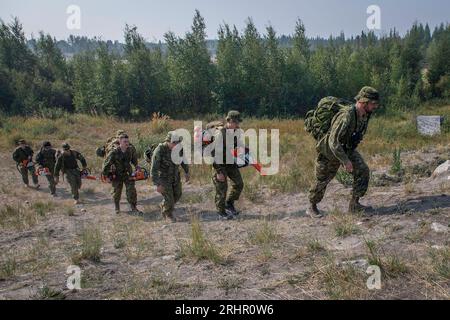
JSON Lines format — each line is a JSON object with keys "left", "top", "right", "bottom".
{"left": 304, "top": 86, "right": 380, "bottom": 217}
{"left": 54, "top": 143, "right": 87, "bottom": 205}
{"left": 36, "top": 141, "right": 57, "bottom": 196}
{"left": 12, "top": 139, "right": 40, "bottom": 189}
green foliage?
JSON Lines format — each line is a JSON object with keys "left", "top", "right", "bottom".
{"left": 335, "top": 170, "right": 353, "bottom": 187}
{"left": 1, "top": 15, "right": 449, "bottom": 118}
{"left": 390, "top": 148, "right": 403, "bottom": 175}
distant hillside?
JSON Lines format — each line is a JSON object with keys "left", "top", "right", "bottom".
{"left": 27, "top": 35, "right": 332, "bottom": 59}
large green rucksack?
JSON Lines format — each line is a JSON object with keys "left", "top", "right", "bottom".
{"left": 304, "top": 97, "right": 352, "bottom": 140}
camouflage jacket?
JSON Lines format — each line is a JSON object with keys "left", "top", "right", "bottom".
{"left": 150, "top": 142, "right": 189, "bottom": 186}
{"left": 102, "top": 146, "right": 138, "bottom": 177}
{"left": 212, "top": 126, "right": 241, "bottom": 174}
{"left": 105, "top": 137, "right": 137, "bottom": 159}
{"left": 36, "top": 148, "right": 57, "bottom": 171}
{"left": 317, "top": 105, "right": 369, "bottom": 165}
{"left": 12, "top": 146, "right": 34, "bottom": 164}
{"left": 54, "top": 150, "right": 87, "bottom": 177}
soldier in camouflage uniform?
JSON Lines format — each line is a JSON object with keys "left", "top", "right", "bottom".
{"left": 12, "top": 139, "right": 40, "bottom": 188}
{"left": 102, "top": 134, "right": 141, "bottom": 214}
{"left": 212, "top": 111, "right": 244, "bottom": 220}
{"left": 36, "top": 141, "right": 57, "bottom": 196}
{"left": 307, "top": 87, "right": 380, "bottom": 217}
{"left": 104, "top": 130, "right": 137, "bottom": 159}
{"left": 150, "top": 132, "right": 190, "bottom": 222}
{"left": 54, "top": 143, "right": 87, "bottom": 205}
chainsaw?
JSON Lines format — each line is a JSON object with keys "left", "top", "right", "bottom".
{"left": 130, "top": 167, "right": 149, "bottom": 181}
{"left": 100, "top": 173, "right": 116, "bottom": 183}
{"left": 80, "top": 168, "right": 98, "bottom": 180}
{"left": 21, "top": 159, "right": 35, "bottom": 168}
{"left": 36, "top": 167, "right": 51, "bottom": 176}
{"left": 231, "top": 148, "right": 265, "bottom": 176}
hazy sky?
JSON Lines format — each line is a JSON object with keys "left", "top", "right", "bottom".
{"left": 1, "top": 0, "right": 449, "bottom": 41}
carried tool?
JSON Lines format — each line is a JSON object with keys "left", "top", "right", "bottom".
{"left": 195, "top": 125, "right": 265, "bottom": 175}
{"left": 231, "top": 148, "right": 265, "bottom": 176}
{"left": 80, "top": 168, "right": 98, "bottom": 181}
{"left": 36, "top": 167, "right": 51, "bottom": 176}
{"left": 130, "top": 167, "right": 149, "bottom": 181}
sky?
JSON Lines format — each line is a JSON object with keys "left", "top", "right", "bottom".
{"left": 0, "top": 0, "right": 449, "bottom": 42}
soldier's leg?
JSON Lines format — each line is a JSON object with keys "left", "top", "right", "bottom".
{"left": 112, "top": 179, "right": 124, "bottom": 208}
{"left": 349, "top": 151, "right": 370, "bottom": 199}
{"left": 47, "top": 175, "right": 56, "bottom": 195}
{"left": 75, "top": 172, "right": 82, "bottom": 200}
{"left": 212, "top": 169, "right": 227, "bottom": 213}
{"left": 29, "top": 166, "right": 39, "bottom": 185}
{"left": 226, "top": 166, "right": 243, "bottom": 204}
{"left": 173, "top": 179, "right": 182, "bottom": 205}
{"left": 308, "top": 154, "right": 340, "bottom": 204}
{"left": 161, "top": 183, "right": 175, "bottom": 218}
{"left": 125, "top": 179, "right": 137, "bottom": 207}
{"left": 20, "top": 166, "right": 29, "bottom": 185}
{"left": 66, "top": 172, "right": 79, "bottom": 200}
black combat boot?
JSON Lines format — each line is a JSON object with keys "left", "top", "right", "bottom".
{"left": 217, "top": 211, "right": 234, "bottom": 220}
{"left": 115, "top": 203, "right": 120, "bottom": 214}
{"left": 130, "top": 204, "right": 142, "bottom": 215}
{"left": 225, "top": 201, "right": 239, "bottom": 216}
{"left": 349, "top": 196, "right": 372, "bottom": 213}
{"left": 306, "top": 203, "right": 323, "bottom": 218}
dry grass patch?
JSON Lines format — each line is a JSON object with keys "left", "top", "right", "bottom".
{"left": 178, "top": 217, "right": 227, "bottom": 265}
{"left": 71, "top": 226, "right": 103, "bottom": 264}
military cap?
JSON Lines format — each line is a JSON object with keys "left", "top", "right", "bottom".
{"left": 355, "top": 86, "right": 379, "bottom": 102}
{"left": 116, "top": 130, "right": 126, "bottom": 137}
{"left": 62, "top": 142, "right": 71, "bottom": 150}
{"left": 226, "top": 110, "right": 242, "bottom": 122}
{"left": 43, "top": 141, "right": 52, "bottom": 147}
{"left": 18, "top": 139, "right": 26, "bottom": 144}
{"left": 165, "top": 131, "right": 183, "bottom": 143}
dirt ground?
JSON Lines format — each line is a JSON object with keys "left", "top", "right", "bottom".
{"left": 0, "top": 148, "right": 449, "bottom": 300}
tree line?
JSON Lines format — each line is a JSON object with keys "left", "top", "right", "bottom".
{"left": 0, "top": 10, "right": 449, "bottom": 119}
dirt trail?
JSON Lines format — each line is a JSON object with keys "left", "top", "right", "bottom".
{"left": 0, "top": 150, "right": 449, "bottom": 300}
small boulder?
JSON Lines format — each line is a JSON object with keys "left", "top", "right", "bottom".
{"left": 431, "top": 222, "right": 449, "bottom": 233}
{"left": 432, "top": 160, "right": 450, "bottom": 179}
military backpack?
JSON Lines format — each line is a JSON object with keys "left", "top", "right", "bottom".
{"left": 304, "top": 96, "right": 353, "bottom": 140}
{"left": 144, "top": 144, "right": 158, "bottom": 165}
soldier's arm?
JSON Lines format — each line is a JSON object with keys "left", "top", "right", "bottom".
{"left": 54, "top": 156, "right": 62, "bottom": 177}
{"left": 76, "top": 152, "right": 87, "bottom": 168}
{"left": 102, "top": 151, "right": 114, "bottom": 176}
{"left": 36, "top": 151, "right": 44, "bottom": 167}
{"left": 150, "top": 146, "right": 162, "bottom": 186}
{"left": 12, "top": 149, "right": 20, "bottom": 163}
{"left": 27, "top": 147, "right": 34, "bottom": 160}
{"left": 181, "top": 163, "right": 189, "bottom": 175}
{"left": 329, "top": 112, "right": 352, "bottom": 165}
{"left": 131, "top": 145, "right": 138, "bottom": 167}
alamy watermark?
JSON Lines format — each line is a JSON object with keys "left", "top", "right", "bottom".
{"left": 66, "top": 5, "right": 81, "bottom": 30}
{"left": 366, "top": 265, "right": 382, "bottom": 290}
{"left": 367, "top": 5, "right": 381, "bottom": 30}
{"left": 66, "top": 265, "right": 81, "bottom": 290}
{"left": 168, "top": 122, "right": 280, "bottom": 175}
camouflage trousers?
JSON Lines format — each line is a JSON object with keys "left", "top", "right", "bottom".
{"left": 111, "top": 176, "right": 137, "bottom": 207}
{"left": 159, "top": 178, "right": 182, "bottom": 217}
{"left": 45, "top": 174, "right": 56, "bottom": 194}
{"left": 65, "top": 169, "right": 82, "bottom": 200}
{"left": 212, "top": 165, "right": 243, "bottom": 213}
{"left": 309, "top": 150, "right": 369, "bottom": 204}
{"left": 19, "top": 165, "right": 38, "bottom": 186}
